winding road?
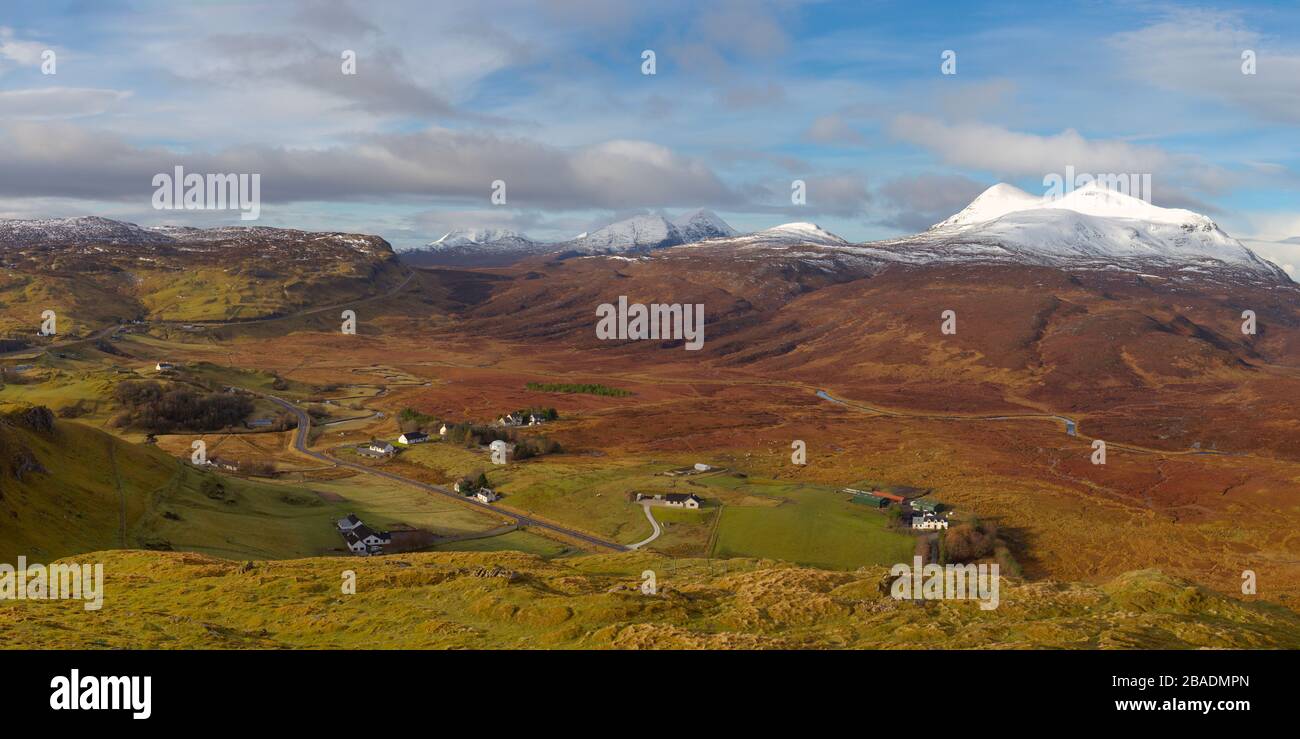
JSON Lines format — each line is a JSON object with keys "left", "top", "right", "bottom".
{"left": 260, "top": 392, "right": 627, "bottom": 553}
{"left": 628, "top": 503, "right": 663, "bottom": 550}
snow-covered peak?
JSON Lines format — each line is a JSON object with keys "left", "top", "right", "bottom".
{"left": 428, "top": 228, "right": 533, "bottom": 249}
{"left": 750, "top": 222, "right": 849, "bottom": 246}
{"left": 933, "top": 181, "right": 1214, "bottom": 231}
{"left": 932, "top": 183, "right": 1042, "bottom": 230}
{"left": 568, "top": 214, "right": 682, "bottom": 252}
{"left": 876, "top": 182, "right": 1286, "bottom": 280}
{"left": 671, "top": 209, "right": 737, "bottom": 242}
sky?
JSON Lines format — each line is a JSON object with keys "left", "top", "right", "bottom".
{"left": 0, "top": 0, "right": 1298, "bottom": 265}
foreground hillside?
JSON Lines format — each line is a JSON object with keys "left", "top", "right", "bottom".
{"left": 0, "top": 219, "right": 407, "bottom": 336}
{"left": 4, "top": 549, "right": 1297, "bottom": 649}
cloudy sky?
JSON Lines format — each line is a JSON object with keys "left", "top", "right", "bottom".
{"left": 0, "top": 0, "right": 1298, "bottom": 263}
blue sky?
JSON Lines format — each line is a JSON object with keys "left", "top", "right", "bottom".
{"left": 0, "top": 0, "right": 1298, "bottom": 262}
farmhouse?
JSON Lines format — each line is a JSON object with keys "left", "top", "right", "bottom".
{"left": 336, "top": 513, "right": 362, "bottom": 532}
{"left": 398, "top": 431, "right": 429, "bottom": 445}
{"left": 154, "top": 362, "right": 176, "bottom": 371}
{"left": 342, "top": 531, "right": 368, "bottom": 554}
{"left": 474, "top": 488, "right": 500, "bottom": 504}
{"left": 497, "top": 412, "right": 524, "bottom": 427}
{"left": 637, "top": 492, "right": 703, "bottom": 509}
{"left": 439, "top": 423, "right": 449, "bottom": 436}
{"left": 912, "top": 514, "right": 949, "bottom": 531}
{"left": 353, "top": 525, "right": 392, "bottom": 549}
{"left": 358, "top": 441, "right": 396, "bottom": 458}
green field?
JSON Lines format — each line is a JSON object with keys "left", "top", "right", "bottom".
{"left": 702, "top": 477, "right": 916, "bottom": 570}
{"left": 430, "top": 530, "right": 575, "bottom": 558}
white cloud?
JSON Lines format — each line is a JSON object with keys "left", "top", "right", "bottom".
{"left": 887, "top": 114, "right": 1234, "bottom": 202}
{"left": 0, "top": 27, "right": 48, "bottom": 67}
{"left": 1110, "top": 10, "right": 1300, "bottom": 124}
{"left": 0, "top": 88, "right": 131, "bottom": 119}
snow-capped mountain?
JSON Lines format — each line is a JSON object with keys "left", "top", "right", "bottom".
{"left": 564, "top": 214, "right": 684, "bottom": 253}
{"left": 856, "top": 182, "right": 1288, "bottom": 281}
{"left": 565, "top": 210, "right": 740, "bottom": 253}
{"left": 671, "top": 209, "right": 737, "bottom": 242}
{"left": 738, "top": 222, "right": 848, "bottom": 247}
{"left": 400, "top": 228, "right": 551, "bottom": 267}
{"left": 427, "top": 228, "right": 537, "bottom": 251}
{"left": 0, "top": 216, "right": 174, "bottom": 246}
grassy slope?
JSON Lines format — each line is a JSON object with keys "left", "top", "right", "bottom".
{"left": 3, "top": 549, "right": 1297, "bottom": 649}
{"left": 0, "top": 413, "right": 508, "bottom": 563}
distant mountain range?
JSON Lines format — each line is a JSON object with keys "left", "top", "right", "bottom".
{"left": 397, "top": 185, "right": 1289, "bottom": 282}
{"left": 401, "top": 209, "right": 741, "bottom": 267}
{"left": 2, "top": 185, "right": 1288, "bottom": 284}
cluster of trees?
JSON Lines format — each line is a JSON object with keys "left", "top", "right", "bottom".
{"left": 398, "top": 407, "right": 439, "bottom": 434}
{"left": 442, "top": 421, "right": 561, "bottom": 460}
{"left": 525, "top": 382, "right": 631, "bottom": 397}
{"left": 942, "top": 520, "right": 1000, "bottom": 563}
{"left": 110, "top": 380, "right": 254, "bottom": 433}
{"left": 456, "top": 471, "right": 490, "bottom": 493}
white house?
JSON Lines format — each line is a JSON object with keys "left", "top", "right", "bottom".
{"left": 342, "top": 531, "right": 369, "bottom": 554}
{"left": 474, "top": 488, "right": 500, "bottom": 504}
{"left": 693, "top": 463, "right": 714, "bottom": 472}
{"left": 155, "top": 362, "right": 176, "bottom": 372}
{"left": 336, "top": 513, "right": 362, "bottom": 532}
{"left": 398, "top": 431, "right": 430, "bottom": 445}
{"left": 366, "top": 441, "right": 395, "bottom": 456}
{"left": 439, "top": 423, "right": 449, "bottom": 436}
{"left": 665, "top": 493, "right": 703, "bottom": 509}
{"left": 912, "top": 515, "right": 950, "bottom": 531}
{"left": 354, "top": 525, "right": 391, "bottom": 549}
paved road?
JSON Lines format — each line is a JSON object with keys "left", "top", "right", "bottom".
{"left": 262, "top": 393, "right": 627, "bottom": 553}
{"left": 0, "top": 323, "right": 120, "bottom": 359}
{"left": 627, "top": 502, "right": 662, "bottom": 550}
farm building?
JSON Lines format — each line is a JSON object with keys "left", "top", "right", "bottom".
{"left": 474, "top": 488, "right": 500, "bottom": 504}
{"left": 665, "top": 493, "right": 703, "bottom": 509}
{"left": 850, "top": 493, "right": 892, "bottom": 509}
{"left": 155, "top": 361, "right": 176, "bottom": 371}
{"left": 911, "top": 498, "right": 947, "bottom": 514}
{"left": 844, "top": 488, "right": 904, "bottom": 505}
{"left": 398, "top": 431, "right": 430, "bottom": 445}
{"left": 336, "top": 513, "right": 362, "bottom": 532}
